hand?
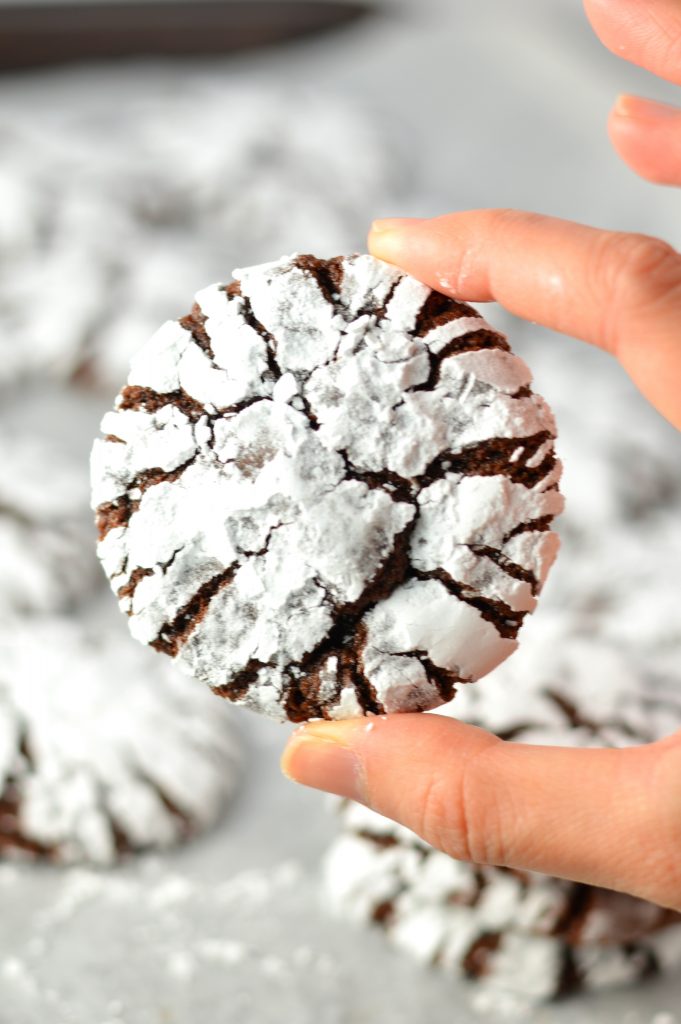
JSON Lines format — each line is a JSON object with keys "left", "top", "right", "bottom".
{"left": 281, "top": 0, "right": 681, "bottom": 911}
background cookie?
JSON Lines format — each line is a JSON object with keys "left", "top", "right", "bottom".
{"left": 0, "top": 606, "right": 240, "bottom": 865}
{"left": 323, "top": 615, "right": 681, "bottom": 1004}
{"left": 0, "top": 85, "right": 394, "bottom": 391}
{"left": 91, "top": 253, "right": 563, "bottom": 722}
{"left": 0, "top": 432, "right": 99, "bottom": 616}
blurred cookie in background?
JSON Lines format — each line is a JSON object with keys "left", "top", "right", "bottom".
{"left": 323, "top": 615, "right": 681, "bottom": 1007}
{"left": 0, "top": 605, "right": 240, "bottom": 865}
{"left": 514, "top": 332, "right": 681, "bottom": 533}
{"left": 0, "top": 80, "right": 400, "bottom": 391}
{"left": 0, "top": 430, "right": 100, "bottom": 616}
{"left": 506, "top": 329, "right": 681, "bottom": 656}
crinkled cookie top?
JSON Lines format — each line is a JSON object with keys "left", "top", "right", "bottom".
{"left": 91, "top": 254, "right": 563, "bottom": 722}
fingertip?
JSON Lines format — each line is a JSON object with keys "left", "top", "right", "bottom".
{"left": 611, "top": 92, "right": 636, "bottom": 120}
{"left": 280, "top": 722, "right": 308, "bottom": 780}
{"left": 607, "top": 98, "right": 635, "bottom": 152}
{"left": 611, "top": 93, "right": 680, "bottom": 122}
{"left": 370, "top": 217, "right": 426, "bottom": 235}
{"left": 583, "top": 0, "right": 681, "bottom": 86}
{"left": 368, "top": 227, "right": 406, "bottom": 267}
{"left": 608, "top": 96, "right": 681, "bottom": 186}
{"left": 280, "top": 718, "right": 371, "bottom": 801}
{"left": 368, "top": 227, "right": 400, "bottom": 265}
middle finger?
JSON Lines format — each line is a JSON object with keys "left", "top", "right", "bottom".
{"left": 584, "top": 0, "right": 681, "bottom": 85}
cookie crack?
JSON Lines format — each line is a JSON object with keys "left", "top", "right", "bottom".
{"left": 294, "top": 254, "right": 345, "bottom": 306}
{"left": 0, "top": 786, "right": 53, "bottom": 858}
{"left": 294, "top": 254, "right": 402, "bottom": 329}
{"left": 356, "top": 829, "right": 400, "bottom": 850}
{"left": 413, "top": 290, "right": 485, "bottom": 339}
{"left": 95, "top": 493, "right": 141, "bottom": 542}
{"left": 281, "top": 622, "right": 382, "bottom": 722}
{"left": 118, "top": 382, "right": 268, "bottom": 427}
{"left": 212, "top": 658, "right": 270, "bottom": 703}
{"left": 224, "top": 281, "right": 283, "bottom": 383}
{"left": 95, "top": 454, "right": 198, "bottom": 541}
{"left": 493, "top": 723, "right": 535, "bottom": 741}
{"left": 135, "top": 457, "right": 198, "bottom": 493}
{"left": 240, "top": 520, "right": 290, "bottom": 558}
{"left": 334, "top": 623, "right": 382, "bottom": 718}
{"left": 338, "top": 449, "right": 417, "bottom": 504}
{"left": 117, "top": 546, "right": 184, "bottom": 606}
{"left": 372, "top": 277, "right": 402, "bottom": 323}
{"left": 180, "top": 302, "right": 217, "bottom": 363}
{"left": 118, "top": 384, "right": 205, "bottom": 423}
{"left": 296, "top": 390, "right": 320, "bottom": 430}
{"left": 264, "top": 517, "right": 418, "bottom": 721}
{"left": 543, "top": 689, "right": 599, "bottom": 733}
{"left": 412, "top": 567, "right": 524, "bottom": 640}
{"left": 503, "top": 514, "right": 554, "bottom": 543}
{"left": 462, "top": 932, "right": 502, "bottom": 979}
{"left": 117, "top": 566, "right": 154, "bottom": 604}
{"left": 128, "top": 765, "right": 193, "bottom": 840}
{"left": 543, "top": 689, "right": 647, "bottom": 745}
{"left": 409, "top": 329, "right": 511, "bottom": 393}
{"left": 388, "top": 648, "right": 465, "bottom": 704}
{"left": 418, "top": 431, "right": 557, "bottom": 489}
{"left": 468, "top": 543, "right": 539, "bottom": 595}
{"left": 283, "top": 528, "right": 416, "bottom": 720}
{"left": 151, "top": 563, "right": 238, "bottom": 657}
{"left": 550, "top": 883, "right": 594, "bottom": 942}
{"left": 220, "top": 395, "right": 270, "bottom": 418}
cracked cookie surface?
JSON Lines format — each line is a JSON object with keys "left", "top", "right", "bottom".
{"left": 91, "top": 254, "right": 563, "bottom": 722}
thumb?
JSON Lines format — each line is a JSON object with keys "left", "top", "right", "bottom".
{"left": 281, "top": 713, "right": 681, "bottom": 910}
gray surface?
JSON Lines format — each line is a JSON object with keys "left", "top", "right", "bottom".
{"left": 1, "top": 1, "right": 681, "bottom": 1021}
{"left": 2, "top": 713, "right": 681, "bottom": 1024}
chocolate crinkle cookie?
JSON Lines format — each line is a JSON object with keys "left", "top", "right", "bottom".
{"left": 0, "top": 612, "right": 239, "bottom": 865}
{"left": 0, "top": 435, "right": 99, "bottom": 616}
{"left": 91, "top": 254, "right": 563, "bottom": 723}
{"left": 323, "top": 616, "right": 681, "bottom": 1007}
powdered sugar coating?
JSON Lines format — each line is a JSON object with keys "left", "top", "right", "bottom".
{"left": 323, "top": 617, "right": 681, "bottom": 1003}
{"left": 0, "top": 611, "right": 239, "bottom": 865}
{"left": 0, "top": 435, "right": 99, "bottom": 616}
{"left": 0, "top": 84, "right": 395, "bottom": 390}
{"left": 92, "top": 254, "right": 563, "bottom": 722}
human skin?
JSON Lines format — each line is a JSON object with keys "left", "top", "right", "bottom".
{"left": 281, "top": 0, "right": 681, "bottom": 910}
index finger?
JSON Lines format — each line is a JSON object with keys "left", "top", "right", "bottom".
{"left": 368, "top": 211, "right": 681, "bottom": 431}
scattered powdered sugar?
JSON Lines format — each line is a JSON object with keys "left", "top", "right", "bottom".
{"left": 1, "top": 855, "right": 352, "bottom": 1024}
{"left": 0, "top": 608, "right": 239, "bottom": 865}
{"left": 444, "top": 610, "right": 681, "bottom": 747}
{"left": 92, "top": 253, "right": 563, "bottom": 722}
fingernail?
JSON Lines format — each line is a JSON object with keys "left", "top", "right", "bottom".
{"left": 369, "top": 218, "right": 425, "bottom": 263}
{"left": 281, "top": 720, "right": 368, "bottom": 802}
{"left": 613, "top": 93, "right": 680, "bottom": 121}
{"left": 371, "top": 217, "right": 425, "bottom": 234}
